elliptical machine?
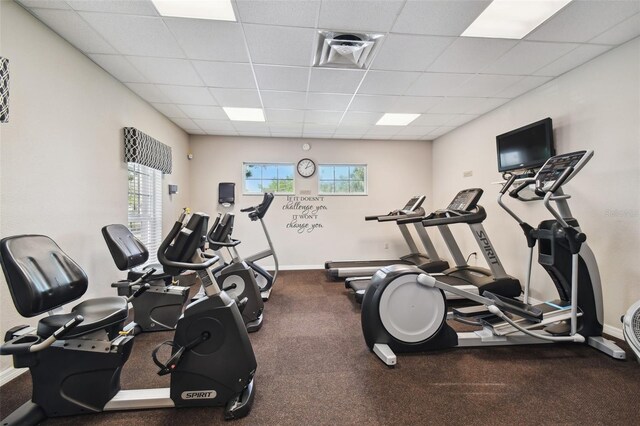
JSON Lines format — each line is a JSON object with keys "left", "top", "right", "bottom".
{"left": 101, "top": 224, "right": 190, "bottom": 334}
{"left": 0, "top": 209, "right": 257, "bottom": 424}
{"left": 361, "top": 150, "right": 626, "bottom": 366}
{"left": 205, "top": 212, "right": 264, "bottom": 333}
{"left": 239, "top": 192, "right": 279, "bottom": 300}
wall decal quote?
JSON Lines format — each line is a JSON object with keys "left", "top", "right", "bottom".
{"left": 283, "top": 196, "right": 327, "bottom": 234}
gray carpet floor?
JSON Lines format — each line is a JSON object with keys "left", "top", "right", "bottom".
{"left": 1, "top": 269, "right": 639, "bottom": 425}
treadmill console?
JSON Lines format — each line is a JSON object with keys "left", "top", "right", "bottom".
{"left": 400, "top": 195, "right": 426, "bottom": 213}
{"left": 447, "top": 188, "right": 483, "bottom": 212}
{"left": 534, "top": 150, "right": 592, "bottom": 189}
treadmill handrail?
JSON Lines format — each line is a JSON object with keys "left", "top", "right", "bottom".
{"left": 420, "top": 206, "right": 487, "bottom": 227}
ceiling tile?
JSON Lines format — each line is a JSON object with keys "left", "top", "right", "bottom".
{"left": 358, "top": 71, "right": 420, "bottom": 95}
{"left": 428, "top": 97, "right": 486, "bottom": 114}
{"left": 193, "top": 119, "right": 235, "bottom": 132}
{"left": 526, "top": 1, "right": 640, "bottom": 43}
{"left": 411, "top": 114, "right": 458, "bottom": 126}
{"left": 260, "top": 91, "right": 307, "bottom": 109}
{"left": 164, "top": 18, "right": 248, "bottom": 62}
{"left": 17, "top": 0, "right": 71, "bottom": 9}
{"left": 395, "top": 126, "right": 438, "bottom": 136}
{"left": 335, "top": 124, "right": 372, "bottom": 134}
{"left": 158, "top": 85, "right": 217, "bottom": 105}
{"left": 268, "top": 123, "right": 304, "bottom": 133}
{"left": 392, "top": 1, "right": 491, "bottom": 36}
{"left": 428, "top": 37, "right": 517, "bottom": 73}
{"left": 253, "top": 65, "right": 310, "bottom": 92}
{"left": 236, "top": 0, "right": 321, "bottom": 27}
{"left": 127, "top": 57, "right": 203, "bottom": 86}
{"left": 206, "top": 130, "right": 239, "bottom": 136}
{"left": 265, "top": 109, "right": 305, "bottom": 123}
{"left": 151, "top": 103, "right": 186, "bottom": 118}
{"left": 533, "top": 44, "right": 613, "bottom": 77}
{"left": 187, "top": 129, "right": 206, "bottom": 135}
{"left": 481, "top": 41, "right": 579, "bottom": 76}
{"left": 363, "top": 134, "right": 393, "bottom": 140}
{"left": 304, "top": 111, "right": 343, "bottom": 125}
{"left": 243, "top": 24, "right": 316, "bottom": 66}
{"left": 79, "top": 12, "right": 183, "bottom": 57}
{"left": 407, "top": 73, "right": 473, "bottom": 96}
{"left": 88, "top": 54, "right": 147, "bottom": 83}
{"left": 125, "top": 83, "right": 171, "bottom": 103}
{"left": 232, "top": 122, "right": 270, "bottom": 132}
{"left": 365, "top": 126, "right": 400, "bottom": 136}
{"left": 178, "top": 105, "right": 227, "bottom": 120}
{"left": 391, "top": 96, "right": 443, "bottom": 113}
{"left": 303, "top": 123, "right": 336, "bottom": 134}
{"left": 370, "top": 34, "right": 454, "bottom": 72}
{"left": 349, "top": 95, "right": 398, "bottom": 112}
{"left": 465, "top": 98, "right": 510, "bottom": 115}
{"left": 333, "top": 134, "right": 363, "bottom": 139}
{"left": 340, "top": 111, "right": 383, "bottom": 125}
{"left": 446, "top": 114, "right": 478, "bottom": 127}
{"left": 309, "top": 68, "right": 365, "bottom": 93}
{"left": 390, "top": 135, "right": 423, "bottom": 140}
{"left": 30, "top": 9, "right": 116, "bottom": 54}
{"left": 589, "top": 13, "right": 640, "bottom": 45}
{"left": 306, "top": 93, "right": 353, "bottom": 110}
{"left": 318, "top": 0, "right": 404, "bottom": 32}
{"left": 66, "top": 0, "right": 158, "bottom": 15}
{"left": 495, "top": 76, "right": 553, "bottom": 98}
{"left": 428, "top": 126, "right": 456, "bottom": 138}
{"left": 192, "top": 61, "right": 256, "bottom": 88}
{"left": 271, "top": 132, "right": 304, "bottom": 138}
{"left": 210, "top": 88, "right": 262, "bottom": 108}
{"left": 448, "top": 74, "right": 522, "bottom": 97}
{"left": 170, "top": 117, "right": 199, "bottom": 130}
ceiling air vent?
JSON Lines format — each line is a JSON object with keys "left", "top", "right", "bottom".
{"left": 314, "top": 31, "right": 383, "bottom": 69}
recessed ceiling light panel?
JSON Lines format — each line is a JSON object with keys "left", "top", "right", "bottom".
{"left": 376, "top": 113, "right": 420, "bottom": 126}
{"left": 152, "top": 0, "right": 236, "bottom": 21}
{"left": 462, "top": 0, "right": 572, "bottom": 39}
{"left": 223, "top": 107, "right": 265, "bottom": 122}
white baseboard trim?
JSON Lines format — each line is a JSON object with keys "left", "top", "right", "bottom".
{"left": 279, "top": 264, "right": 323, "bottom": 271}
{"left": 603, "top": 324, "right": 623, "bottom": 340}
{"left": 0, "top": 366, "right": 27, "bottom": 387}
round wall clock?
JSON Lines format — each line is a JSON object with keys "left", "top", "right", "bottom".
{"left": 297, "top": 158, "right": 316, "bottom": 178}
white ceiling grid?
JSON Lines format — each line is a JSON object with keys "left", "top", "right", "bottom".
{"left": 17, "top": 0, "right": 640, "bottom": 140}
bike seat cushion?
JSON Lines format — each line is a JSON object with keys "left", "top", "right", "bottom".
{"left": 0, "top": 235, "right": 88, "bottom": 317}
{"left": 102, "top": 224, "right": 149, "bottom": 271}
{"left": 37, "top": 296, "right": 129, "bottom": 339}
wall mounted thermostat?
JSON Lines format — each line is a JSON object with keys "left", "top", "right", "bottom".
{"left": 302, "top": 143, "right": 311, "bottom": 151}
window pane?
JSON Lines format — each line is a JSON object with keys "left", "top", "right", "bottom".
{"left": 245, "top": 164, "right": 260, "bottom": 179}
{"left": 245, "top": 179, "right": 261, "bottom": 193}
{"left": 335, "top": 166, "right": 349, "bottom": 180}
{"left": 350, "top": 166, "right": 365, "bottom": 180}
{"left": 350, "top": 180, "right": 365, "bottom": 193}
{"left": 319, "top": 166, "right": 334, "bottom": 180}
{"left": 278, "top": 165, "right": 293, "bottom": 179}
{"left": 262, "top": 165, "right": 277, "bottom": 179}
{"left": 335, "top": 180, "right": 349, "bottom": 193}
{"left": 319, "top": 181, "right": 334, "bottom": 193}
{"left": 278, "top": 179, "right": 293, "bottom": 192}
{"left": 260, "top": 179, "right": 276, "bottom": 192}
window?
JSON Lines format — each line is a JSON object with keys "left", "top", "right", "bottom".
{"left": 128, "top": 163, "right": 162, "bottom": 264}
{"left": 243, "top": 163, "right": 294, "bottom": 195}
{"left": 319, "top": 164, "right": 367, "bottom": 195}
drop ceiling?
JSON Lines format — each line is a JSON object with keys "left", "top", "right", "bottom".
{"left": 16, "top": 0, "right": 640, "bottom": 140}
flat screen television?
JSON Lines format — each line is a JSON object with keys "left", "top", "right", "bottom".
{"left": 496, "top": 117, "right": 555, "bottom": 173}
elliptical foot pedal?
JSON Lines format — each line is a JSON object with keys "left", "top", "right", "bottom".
{"left": 373, "top": 343, "right": 396, "bottom": 366}
{"left": 354, "top": 290, "right": 365, "bottom": 304}
{"left": 245, "top": 313, "right": 263, "bottom": 333}
{"left": 0, "top": 401, "right": 46, "bottom": 426}
{"left": 224, "top": 379, "right": 255, "bottom": 420}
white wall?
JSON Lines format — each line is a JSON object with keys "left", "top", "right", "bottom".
{"left": 431, "top": 37, "right": 640, "bottom": 334}
{"left": 189, "top": 136, "right": 433, "bottom": 268}
{"left": 0, "top": 2, "right": 191, "bottom": 371}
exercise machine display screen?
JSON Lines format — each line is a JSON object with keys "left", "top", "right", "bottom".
{"left": 446, "top": 188, "right": 483, "bottom": 212}
{"left": 535, "top": 151, "right": 587, "bottom": 186}
{"left": 401, "top": 196, "right": 426, "bottom": 213}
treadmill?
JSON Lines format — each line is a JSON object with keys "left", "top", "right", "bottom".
{"left": 325, "top": 196, "right": 449, "bottom": 280}
{"left": 396, "top": 188, "right": 521, "bottom": 299}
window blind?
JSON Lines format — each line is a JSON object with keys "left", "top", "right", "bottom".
{"left": 128, "top": 162, "right": 162, "bottom": 265}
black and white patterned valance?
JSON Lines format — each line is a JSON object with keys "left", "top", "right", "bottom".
{"left": 0, "top": 57, "right": 8, "bottom": 124}
{"left": 123, "top": 127, "right": 172, "bottom": 174}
